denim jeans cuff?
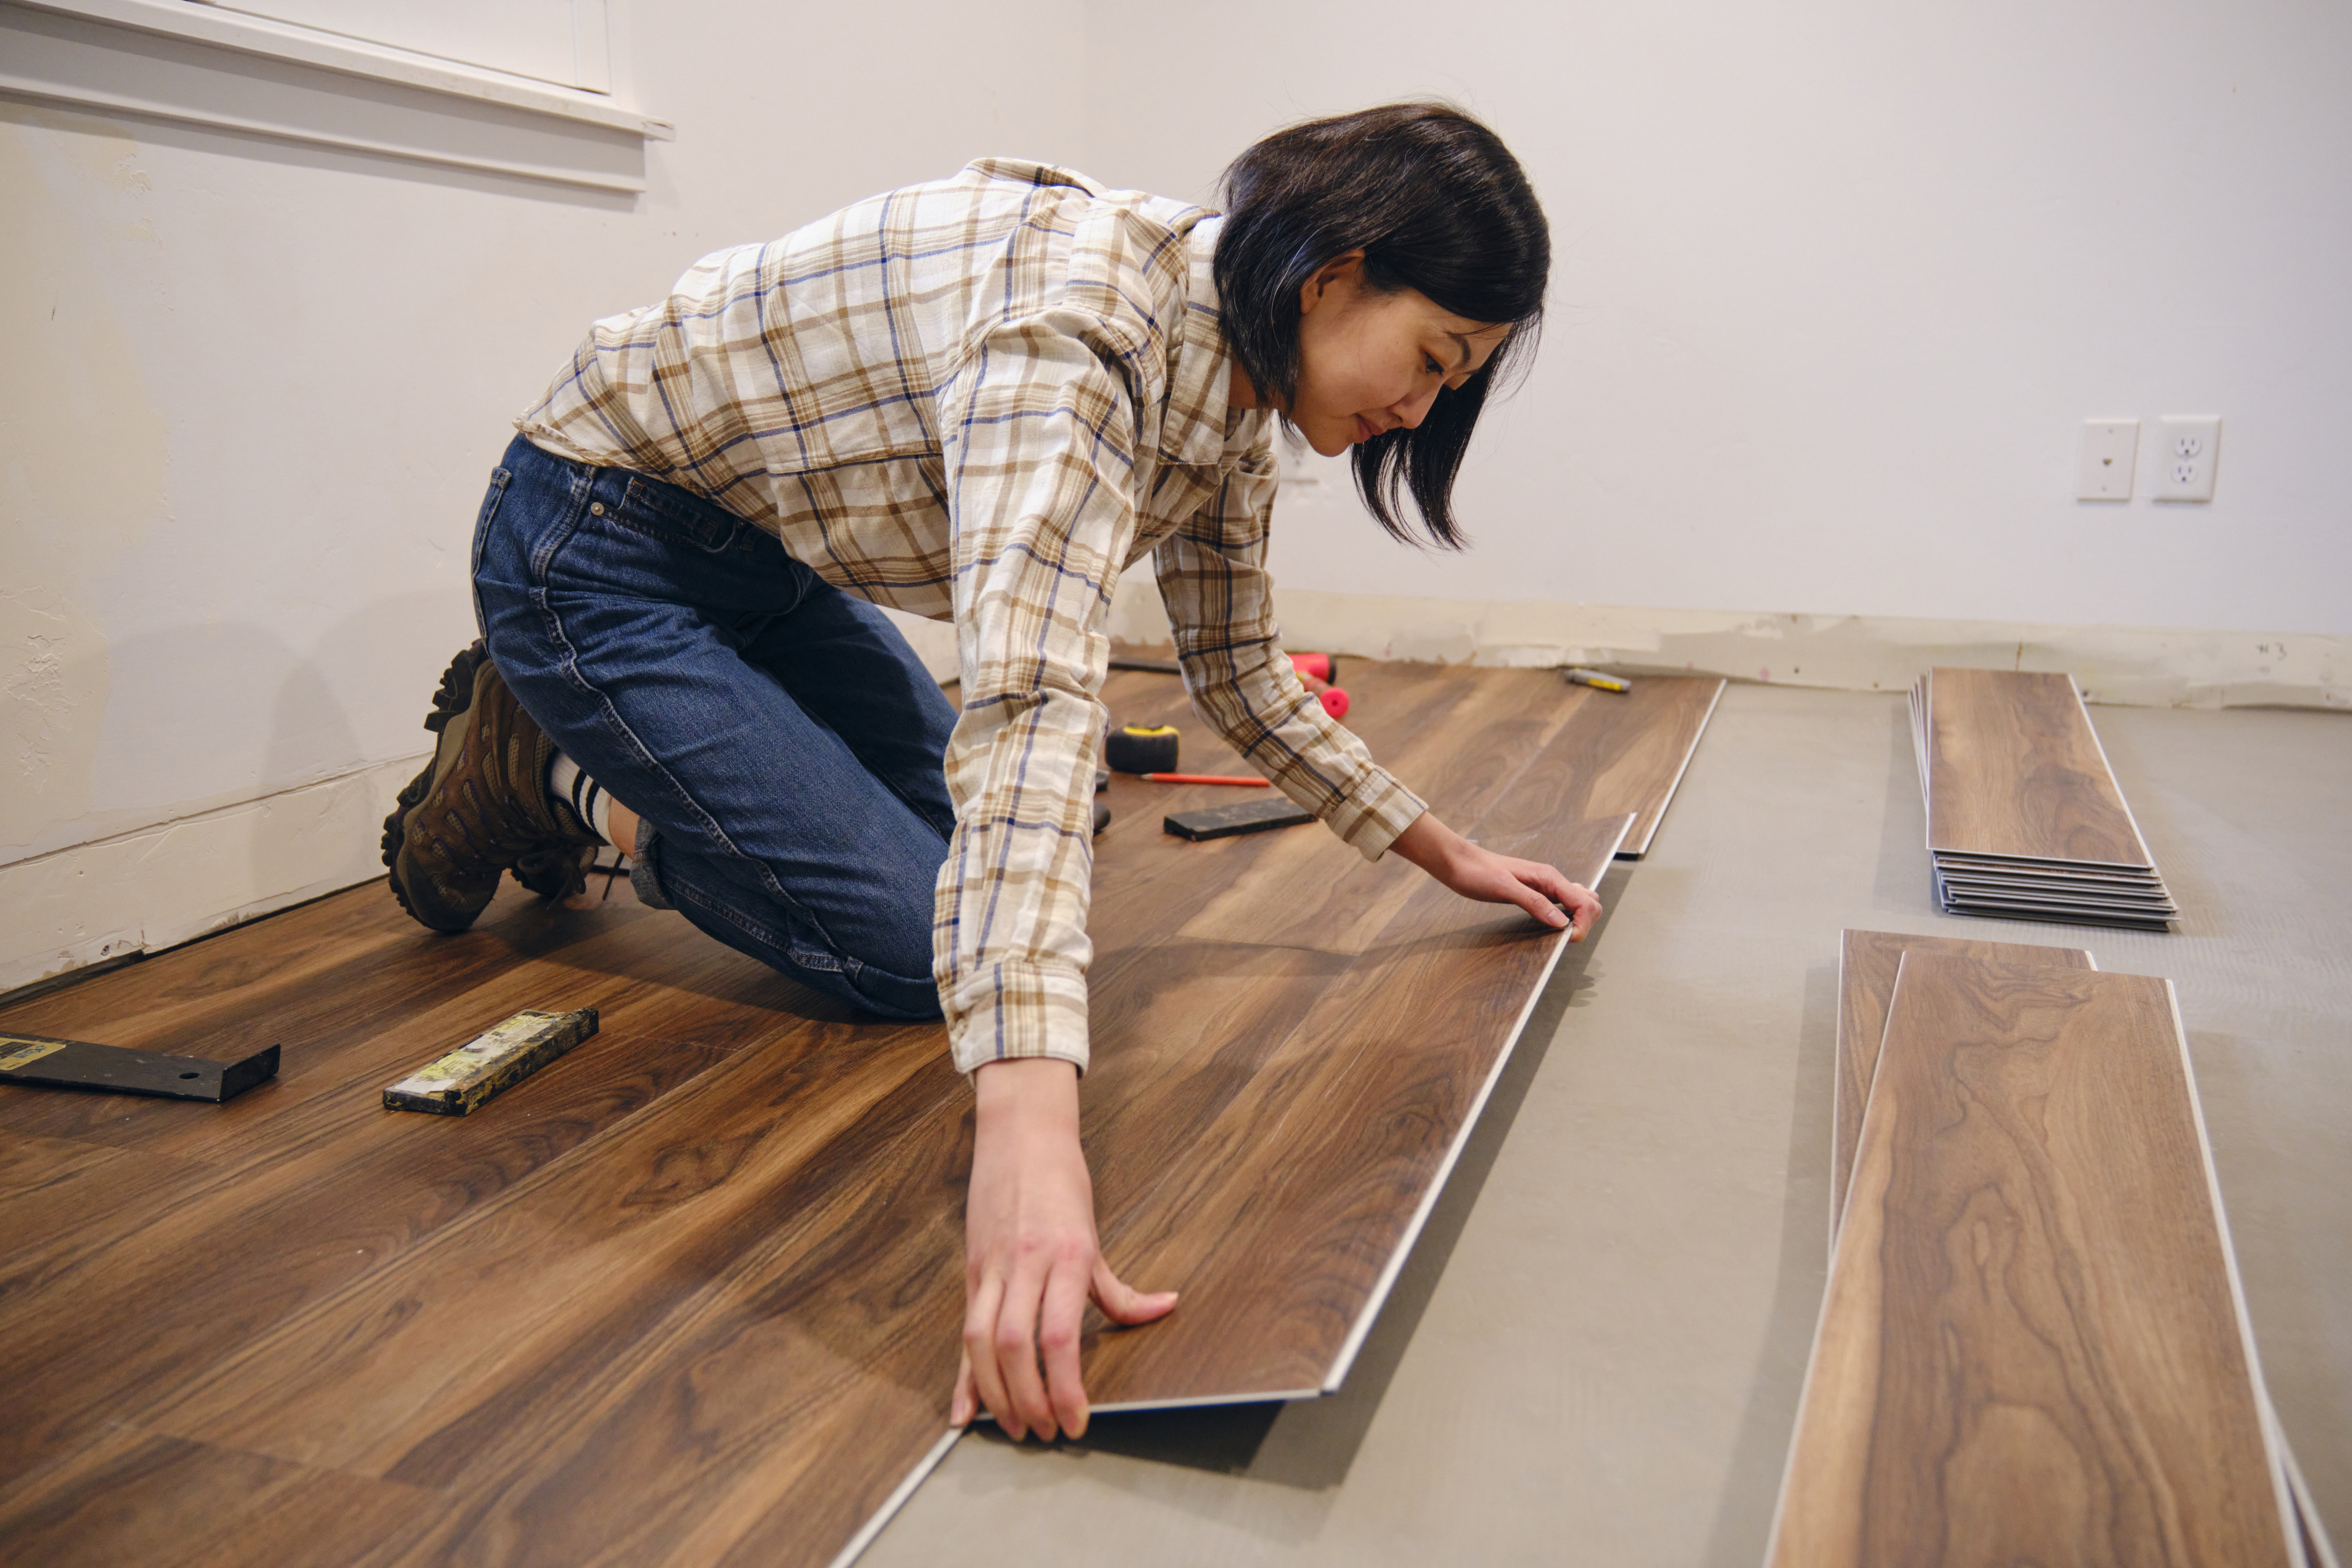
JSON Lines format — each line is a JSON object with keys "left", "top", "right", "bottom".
{"left": 629, "top": 827, "right": 677, "bottom": 911}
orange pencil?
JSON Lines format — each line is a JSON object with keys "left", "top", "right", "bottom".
{"left": 1140, "top": 773, "right": 1269, "bottom": 787}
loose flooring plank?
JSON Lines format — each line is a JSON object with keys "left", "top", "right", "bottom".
{"left": 1084, "top": 808, "right": 1632, "bottom": 1407}
{"left": 1832, "top": 931, "right": 2093, "bottom": 1245}
{"left": 1922, "top": 667, "right": 2157, "bottom": 868}
{"left": 1771, "top": 953, "right": 2294, "bottom": 1568}
{"left": 1077, "top": 690, "right": 1641, "bottom": 1407}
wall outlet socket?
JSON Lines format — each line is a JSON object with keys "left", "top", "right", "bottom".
{"left": 2154, "top": 415, "right": 2221, "bottom": 502}
{"left": 2077, "top": 419, "right": 2139, "bottom": 500}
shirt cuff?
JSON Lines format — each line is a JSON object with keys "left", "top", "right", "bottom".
{"left": 1314, "top": 765, "right": 1428, "bottom": 864}
{"left": 943, "top": 958, "right": 1093, "bottom": 1077}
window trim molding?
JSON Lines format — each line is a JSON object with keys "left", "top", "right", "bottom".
{"left": 8, "top": 0, "right": 673, "bottom": 140}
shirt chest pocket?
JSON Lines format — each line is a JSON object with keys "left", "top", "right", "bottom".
{"left": 1128, "top": 461, "right": 1223, "bottom": 566}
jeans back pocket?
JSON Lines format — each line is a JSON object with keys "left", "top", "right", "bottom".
{"left": 613, "top": 474, "right": 747, "bottom": 554}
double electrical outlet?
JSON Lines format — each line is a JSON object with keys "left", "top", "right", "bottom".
{"left": 2079, "top": 416, "right": 2221, "bottom": 503}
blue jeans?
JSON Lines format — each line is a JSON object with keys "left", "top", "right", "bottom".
{"left": 471, "top": 434, "right": 957, "bottom": 1019}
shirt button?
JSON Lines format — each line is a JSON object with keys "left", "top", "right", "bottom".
{"left": 590, "top": 502, "right": 606, "bottom": 516}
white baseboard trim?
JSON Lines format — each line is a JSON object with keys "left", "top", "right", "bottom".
{"left": 11, "top": 594, "right": 2336, "bottom": 1001}
{"left": 1107, "top": 582, "right": 2350, "bottom": 711}
{"left": 0, "top": 751, "right": 425, "bottom": 998}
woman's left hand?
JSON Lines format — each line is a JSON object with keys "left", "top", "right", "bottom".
{"left": 1388, "top": 810, "right": 1602, "bottom": 939}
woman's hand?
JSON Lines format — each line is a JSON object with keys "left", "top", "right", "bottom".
{"left": 1388, "top": 810, "right": 1603, "bottom": 938}
{"left": 952, "top": 1058, "right": 1178, "bottom": 1441}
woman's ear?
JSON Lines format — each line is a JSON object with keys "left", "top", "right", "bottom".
{"left": 1297, "top": 250, "right": 1367, "bottom": 317}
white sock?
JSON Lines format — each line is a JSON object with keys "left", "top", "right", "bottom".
{"left": 546, "top": 752, "right": 613, "bottom": 844}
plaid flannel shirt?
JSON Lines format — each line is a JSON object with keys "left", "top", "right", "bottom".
{"left": 518, "top": 159, "right": 1426, "bottom": 1074}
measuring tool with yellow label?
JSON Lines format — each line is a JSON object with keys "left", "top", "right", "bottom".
{"left": 382, "top": 1007, "right": 599, "bottom": 1116}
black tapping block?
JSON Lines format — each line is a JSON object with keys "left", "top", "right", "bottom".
{"left": 0, "top": 1032, "right": 280, "bottom": 1103}
{"left": 1163, "top": 798, "right": 1316, "bottom": 841}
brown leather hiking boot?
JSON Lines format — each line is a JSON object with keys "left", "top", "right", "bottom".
{"left": 381, "top": 642, "right": 602, "bottom": 931}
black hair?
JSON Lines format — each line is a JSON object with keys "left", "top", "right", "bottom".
{"left": 1214, "top": 102, "right": 1549, "bottom": 548}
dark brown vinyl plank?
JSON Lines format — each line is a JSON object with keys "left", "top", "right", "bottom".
{"left": 0, "top": 1025, "right": 730, "bottom": 1489}
{"left": 1771, "top": 953, "right": 2293, "bottom": 1567}
{"left": 1933, "top": 896, "right": 2175, "bottom": 933}
{"left": 136, "top": 1014, "right": 942, "bottom": 1477}
{"left": 1178, "top": 666, "right": 1573, "bottom": 954}
{"left": 1931, "top": 851, "right": 2170, "bottom": 884}
{"left": 1083, "top": 807, "right": 1632, "bottom": 1407}
{"left": 1830, "top": 931, "right": 2092, "bottom": 1244}
{"left": 0, "top": 1426, "right": 440, "bottom": 1568}
{"left": 323, "top": 1051, "right": 971, "bottom": 1568}
{"left": 1080, "top": 698, "right": 1637, "bottom": 1409}
{"left": 1932, "top": 874, "right": 2179, "bottom": 908}
{"left": 1922, "top": 667, "right": 2158, "bottom": 868}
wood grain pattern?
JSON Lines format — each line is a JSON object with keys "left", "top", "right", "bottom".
{"left": 0, "top": 655, "right": 1716, "bottom": 1567}
{"left": 1832, "top": 931, "right": 2092, "bottom": 1245}
{"left": 1923, "top": 667, "right": 2155, "bottom": 867}
{"left": 1080, "top": 680, "right": 1640, "bottom": 1404}
{"left": 1773, "top": 952, "right": 2293, "bottom": 1568}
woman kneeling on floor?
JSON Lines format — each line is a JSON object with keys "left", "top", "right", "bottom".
{"left": 383, "top": 101, "right": 1599, "bottom": 1442}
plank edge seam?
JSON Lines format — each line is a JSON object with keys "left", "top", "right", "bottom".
{"left": 828, "top": 1425, "right": 963, "bottom": 1568}
{"left": 1320, "top": 811, "right": 1635, "bottom": 1393}
{"left": 1619, "top": 676, "right": 1728, "bottom": 860}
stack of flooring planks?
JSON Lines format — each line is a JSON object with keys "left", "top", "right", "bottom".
{"left": 1769, "top": 930, "right": 2337, "bottom": 1568}
{"left": 1909, "top": 666, "right": 2179, "bottom": 930}
{"left": 0, "top": 658, "right": 1726, "bottom": 1568}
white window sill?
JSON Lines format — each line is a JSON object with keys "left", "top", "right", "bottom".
{"left": 2, "top": 0, "right": 669, "bottom": 193}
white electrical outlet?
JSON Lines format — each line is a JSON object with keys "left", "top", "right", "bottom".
{"left": 2077, "top": 419, "right": 2139, "bottom": 500}
{"left": 2154, "top": 415, "right": 2221, "bottom": 502}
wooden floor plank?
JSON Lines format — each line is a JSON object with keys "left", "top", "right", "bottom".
{"left": 1075, "top": 691, "right": 1643, "bottom": 1405}
{"left": 1772, "top": 952, "right": 2293, "bottom": 1568}
{"left": 1832, "top": 931, "right": 2092, "bottom": 1242}
{"left": 136, "top": 1016, "right": 941, "bottom": 1476}
{"left": 0, "top": 1426, "right": 440, "bottom": 1568}
{"left": 1084, "top": 810, "right": 1631, "bottom": 1406}
{"left": 0, "top": 1022, "right": 729, "bottom": 1487}
{"left": 1923, "top": 667, "right": 2156, "bottom": 868}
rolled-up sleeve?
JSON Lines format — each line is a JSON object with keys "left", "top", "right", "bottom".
{"left": 931, "top": 313, "right": 1146, "bottom": 1078}
{"left": 1154, "top": 453, "right": 1427, "bottom": 860}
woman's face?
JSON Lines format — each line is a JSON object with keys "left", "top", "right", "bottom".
{"left": 1285, "top": 253, "right": 1511, "bottom": 457}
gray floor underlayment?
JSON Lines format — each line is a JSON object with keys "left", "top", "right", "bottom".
{"left": 865, "top": 684, "right": 2351, "bottom": 1567}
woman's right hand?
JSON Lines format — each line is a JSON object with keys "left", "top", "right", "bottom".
{"left": 952, "top": 1057, "right": 1178, "bottom": 1441}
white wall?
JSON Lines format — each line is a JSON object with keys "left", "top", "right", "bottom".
{"left": 6, "top": 0, "right": 2348, "bottom": 989}
{"left": 1083, "top": 0, "right": 2352, "bottom": 636}
{"left": 1, "top": 0, "right": 1081, "bottom": 988}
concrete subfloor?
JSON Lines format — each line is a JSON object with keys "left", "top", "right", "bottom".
{"left": 864, "top": 684, "right": 2351, "bottom": 1567}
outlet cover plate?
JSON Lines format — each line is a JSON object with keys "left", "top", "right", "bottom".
{"left": 2078, "top": 419, "right": 2139, "bottom": 500}
{"left": 2154, "top": 415, "right": 2221, "bottom": 502}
